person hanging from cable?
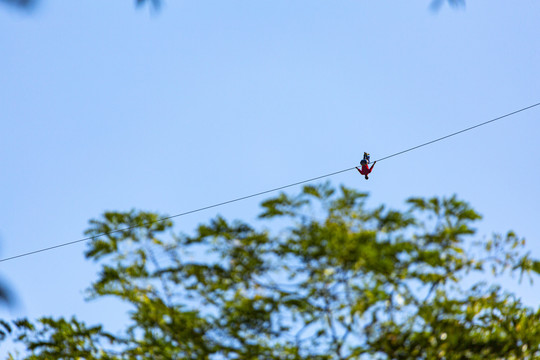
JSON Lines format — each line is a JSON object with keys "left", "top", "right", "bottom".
{"left": 356, "top": 152, "right": 376, "bottom": 180}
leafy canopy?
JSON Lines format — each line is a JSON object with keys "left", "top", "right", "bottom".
{"left": 5, "top": 183, "right": 540, "bottom": 359}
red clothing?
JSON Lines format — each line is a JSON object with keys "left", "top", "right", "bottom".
{"left": 357, "top": 163, "right": 375, "bottom": 175}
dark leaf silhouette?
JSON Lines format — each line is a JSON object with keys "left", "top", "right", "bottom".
{"left": 431, "top": 0, "right": 466, "bottom": 11}
{"left": 0, "top": 0, "right": 39, "bottom": 11}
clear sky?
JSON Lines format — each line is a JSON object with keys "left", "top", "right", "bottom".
{"left": 1, "top": 0, "right": 539, "bottom": 354}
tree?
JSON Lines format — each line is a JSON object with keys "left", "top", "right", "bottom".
{"left": 5, "top": 183, "right": 540, "bottom": 359}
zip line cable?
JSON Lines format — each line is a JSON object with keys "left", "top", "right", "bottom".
{"left": 1, "top": 101, "right": 539, "bottom": 264}
{"left": 376, "top": 101, "right": 540, "bottom": 162}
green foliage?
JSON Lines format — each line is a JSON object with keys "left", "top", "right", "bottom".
{"left": 5, "top": 184, "right": 540, "bottom": 359}
{"left": 10, "top": 317, "right": 116, "bottom": 359}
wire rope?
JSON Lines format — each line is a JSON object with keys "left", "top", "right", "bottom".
{"left": 1, "top": 101, "right": 538, "bottom": 264}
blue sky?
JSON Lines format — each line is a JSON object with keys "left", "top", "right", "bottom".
{"left": 1, "top": 0, "right": 539, "bottom": 353}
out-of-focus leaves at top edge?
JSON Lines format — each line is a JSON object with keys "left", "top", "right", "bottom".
{"left": 0, "top": 0, "right": 162, "bottom": 12}
{"left": 0, "top": 0, "right": 38, "bottom": 11}
{"left": 430, "top": 0, "right": 466, "bottom": 12}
